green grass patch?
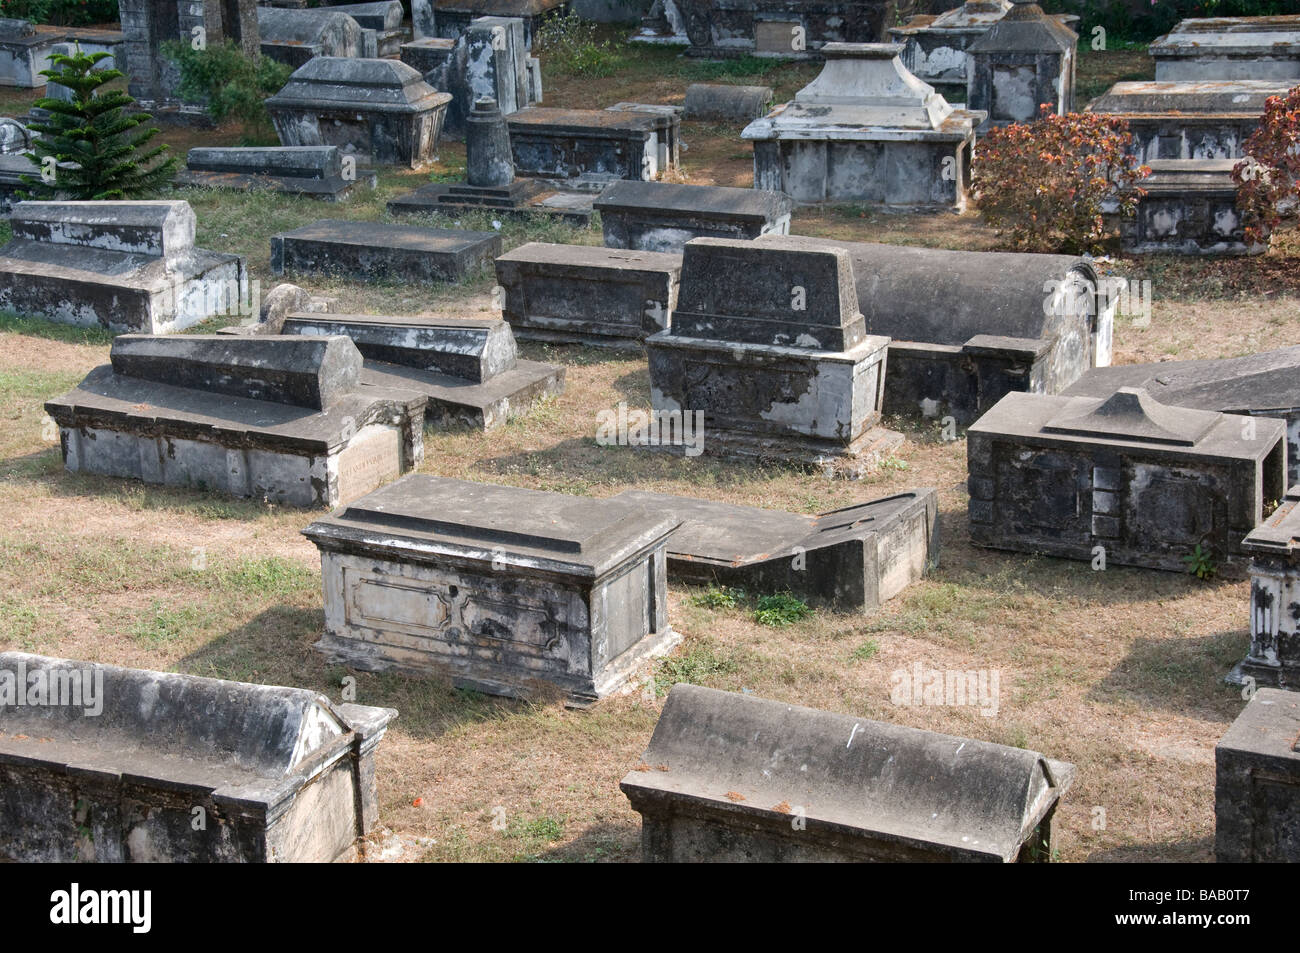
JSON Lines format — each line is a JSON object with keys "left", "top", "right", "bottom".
{"left": 754, "top": 592, "right": 812, "bottom": 627}
{"left": 130, "top": 599, "right": 209, "bottom": 645}
{"left": 0, "top": 312, "right": 113, "bottom": 346}
{"left": 655, "top": 639, "right": 739, "bottom": 695}
{"left": 689, "top": 585, "right": 746, "bottom": 610}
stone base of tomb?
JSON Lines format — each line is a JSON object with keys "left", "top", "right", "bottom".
{"left": 1214, "top": 686, "right": 1300, "bottom": 862}
{"left": 632, "top": 422, "right": 904, "bottom": 479}
{"left": 387, "top": 180, "right": 596, "bottom": 226}
{"left": 272, "top": 219, "right": 503, "bottom": 284}
{"left": 361, "top": 357, "right": 565, "bottom": 430}
{"left": 1120, "top": 160, "right": 1267, "bottom": 257}
{"left": 174, "top": 168, "right": 377, "bottom": 201}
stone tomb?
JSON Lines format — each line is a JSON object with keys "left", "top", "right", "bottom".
{"left": 967, "top": 388, "right": 1288, "bottom": 573}
{"left": 1232, "top": 487, "right": 1300, "bottom": 691}
{"left": 644, "top": 237, "right": 900, "bottom": 477}
{"left": 621, "top": 684, "right": 1075, "bottom": 862}
{"left": 177, "top": 145, "right": 377, "bottom": 201}
{"left": 603, "top": 103, "right": 682, "bottom": 174}
{"left": 266, "top": 57, "right": 452, "bottom": 170}
{"left": 121, "top": 0, "right": 257, "bottom": 113}
{"left": 965, "top": 0, "right": 1077, "bottom": 126}
{"left": 493, "top": 242, "right": 680, "bottom": 348}
{"left": 1151, "top": 16, "right": 1300, "bottom": 82}
{"left": 279, "top": 312, "right": 565, "bottom": 430}
{"left": 45, "top": 334, "right": 426, "bottom": 507}
{"left": 0, "top": 200, "right": 247, "bottom": 334}
{"left": 506, "top": 106, "right": 669, "bottom": 188}
{"left": 432, "top": 0, "right": 568, "bottom": 49}
{"left": 1062, "top": 344, "right": 1300, "bottom": 487}
{"left": 1086, "top": 81, "right": 1290, "bottom": 163}
{"left": 615, "top": 487, "right": 938, "bottom": 611}
{"left": 327, "top": 1, "right": 408, "bottom": 57}
{"left": 682, "top": 83, "right": 774, "bottom": 121}
{"left": 257, "top": 7, "right": 366, "bottom": 68}
{"left": 0, "top": 20, "right": 123, "bottom": 88}
{"left": 271, "top": 219, "right": 501, "bottom": 284}
{"left": 0, "top": 652, "right": 396, "bottom": 863}
{"left": 302, "top": 474, "right": 680, "bottom": 706}
{"left": 594, "top": 180, "right": 793, "bottom": 254}
{"left": 1120, "top": 160, "right": 1261, "bottom": 257}
{"left": 1215, "top": 688, "right": 1300, "bottom": 862}
{"left": 758, "top": 234, "right": 1114, "bottom": 425}
{"left": 674, "top": 0, "right": 891, "bottom": 59}
{"left": 743, "top": 43, "right": 983, "bottom": 210}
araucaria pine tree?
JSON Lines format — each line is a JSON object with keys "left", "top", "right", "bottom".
{"left": 23, "top": 47, "right": 177, "bottom": 201}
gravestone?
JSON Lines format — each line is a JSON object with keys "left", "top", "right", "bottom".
{"left": 278, "top": 312, "right": 566, "bottom": 430}
{"left": 0, "top": 18, "right": 59, "bottom": 88}
{"left": 1215, "top": 688, "right": 1300, "bottom": 862}
{"left": 326, "top": 1, "right": 408, "bottom": 57}
{"left": 621, "top": 684, "right": 1075, "bottom": 862}
{"left": 1230, "top": 487, "right": 1300, "bottom": 691}
{"left": 743, "top": 43, "right": 984, "bottom": 209}
{"left": 682, "top": 83, "right": 773, "bottom": 121}
{"left": 1152, "top": 16, "right": 1300, "bottom": 82}
{"left": 1086, "top": 81, "right": 1289, "bottom": 163}
{"left": 1120, "top": 160, "right": 1262, "bottom": 257}
{"left": 432, "top": 0, "right": 567, "bottom": 49}
{"left": 45, "top": 333, "right": 427, "bottom": 507}
{"left": 494, "top": 242, "right": 681, "bottom": 347}
{"left": 412, "top": 0, "right": 437, "bottom": 40}
{"left": 121, "top": 0, "right": 259, "bottom": 112}
{"left": 0, "top": 652, "right": 397, "bottom": 863}
{"left": 967, "top": 387, "right": 1288, "bottom": 573}
{"left": 0, "top": 152, "right": 31, "bottom": 212}
{"left": 675, "top": 0, "right": 893, "bottom": 58}
{"left": 615, "top": 487, "right": 938, "bottom": 611}
{"left": 0, "top": 116, "right": 29, "bottom": 153}
{"left": 0, "top": 200, "right": 247, "bottom": 334}
{"left": 302, "top": 474, "right": 680, "bottom": 706}
{"left": 644, "top": 236, "right": 900, "bottom": 477}
{"left": 271, "top": 219, "right": 501, "bottom": 283}
{"left": 966, "top": 0, "right": 1076, "bottom": 127}
{"left": 258, "top": 7, "right": 367, "bottom": 68}
{"left": 177, "top": 145, "right": 378, "bottom": 200}
{"left": 1062, "top": 344, "right": 1300, "bottom": 487}
{"left": 595, "top": 180, "right": 793, "bottom": 253}
{"left": 631, "top": 0, "right": 688, "bottom": 45}
{"left": 758, "top": 234, "right": 1114, "bottom": 425}
{"left": 507, "top": 107, "right": 667, "bottom": 188}
{"left": 266, "top": 57, "right": 452, "bottom": 169}
{"left": 604, "top": 103, "right": 681, "bottom": 173}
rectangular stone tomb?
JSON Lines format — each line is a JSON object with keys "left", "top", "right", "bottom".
{"left": 644, "top": 236, "right": 900, "bottom": 477}
{"left": 280, "top": 312, "right": 565, "bottom": 430}
{"left": 621, "top": 684, "right": 1076, "bottom": 862}
{"left": 1151, "top": 16, "right": 1300, "bottom": 82}
{"left": 1120, "top": 160, "right": 1261, "bottom": 257}
{"left": 1086, "top": 81, "right": 1290, "bottom": 162}
{"left": 301, "top": 474, "right": 680, "bottom": 706}
{"left": 594, "top": 180, "right": 793, "bottom": 254}
{"left": 0, "top": 200, "right": 247, "bottom": 334}
{"left": 758, "top": 234, "right": 1114, "bottom": 426}
{"left": 682, "top": 84, "right": 774, "bottom": 121}
{"left": 615, "top": 488, "right": 938, "bottom": 611}
{"left": 1232, "top": 487, "right": 1300, "bottom": 691}
{"left": 266, "top": 57, "right": 452, "bottom": 170}
{"left": 603, "top": 103, "right": 681, "bottom": 173}
{"left": 44, "top": 334, "right": 426, "bottom": 508}
{"left": 258, "top": 7, "right": 366, "bottom": 68}
{"left": 1062, "top": 344, "right": 1300, "bottom": 487}
{"left": 965, "top": 0, "right": 1077, "bottom": 126}
{"left": 493, "top": 242, "right": 680, "bottom": 348}
{"left": 387, "top": 181, "right": 594, "bottom": 226}
{"left": 967, "top": 388, "right": 1288, "bottom": 573}
{"left": 506, "top": 107, "right": 666, "bottom": 187}
{"left": 0, "top": 651, "right": 396, "bottom": 863}
{"left": 177, "top": 146, "right": 378, "bottom": 201}
{"left": 676, "top": 0, "right": 885, "bottom": 59}
{"left": 432, "top": 0, "right": 568, "bottom": 49}
{"left": 1215, "top": 687, "right": 1300, "bottom": 862}
{"left": 271, "top": 219, "right": 502, "bottom": 284}
{"left": 327, "top": 1, "right": 408, "bottom": 57}
{"left": 0, "top": 21, "right": 122, "bottom": 87}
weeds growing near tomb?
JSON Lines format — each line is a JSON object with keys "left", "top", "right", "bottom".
{"left": 1233, "top": 85, "right": 1300, "bottom": 247}
{"left": 654, "top": 639, "right": 739, "bottom": 695}
{"left": 753, "top": 593, "right": 812, "bottom": 627}
{"left": 689, "top": 585, "right": 745, "bottom": 610}
{"left": 1182, "top": 544, "right": 1218, "bottom": 581}
{"left": 164, "top": 41, "right": 292, "bottom": 145}
{"left": 535, "top": 11, "right": 623, "bottom": 77}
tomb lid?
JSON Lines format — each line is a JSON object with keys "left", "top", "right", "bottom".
{"left": 967, "top": 0, "right": 1076, "bottom": 54}
{"left": 1152, "top": 16, "right": 1300, "bottom": 55}
{"left": 1136, "top": 159, "right": 1241, "bottom": 195}
{"left": 187, "top": 145, "right": 343, "bottom": 179}
{"left": 9, "top": 199, "right": 195, "bottom": 260}
{"left": 257, "top": 8, "right": 364, "bottom": 45}
{"left": 326, "top": 1, "right": 405, "bottom": 30}
{"left": 506, "top": 107, "right": 659, "bottom": 133}
{"left": 620, "top": 684, "right": 1075, "bottom": 862}
{"left": 1216, "top": 687, "right": 1300, "bottom": 761}
{"left": 304, "top": 475, "right": 680, "bottom": 576}
{"left": 1042, "top": 386, "right": 1218, "bottom": 446}
{"left": 434, "top": 0, "right": 565, "bottom": 13}
{"left": 593, "top": 180, "right": 793, "bottom": 223}
{"left": 1242, "top": 485, "right": 1300, "bottom": 556}
{"left": 0, "top": 16, "right": 34, "bottom": 36}
{"left": 1087, "top": 80, "right": 1292, "bottom": 116}
{"left": 266, "top": 57, "right": 450, "bottom": 112}
{"left": 912, "top": 1, "right": 1010, "bottom": 32}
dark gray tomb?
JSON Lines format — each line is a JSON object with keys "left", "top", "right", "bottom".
{"left": 966, "top": 0, "right": 1076, "bottom": 127}
{"left": 681, "top": 83, "right": 774, "bottom": 122}
{"left": 507, "top": 106, "right": 669, "bottom": 188}
{"left": 432, "top": 0, "right": 567, "bottom": 48}
{"left": 1215, "top": 687, "right": 1300, "bottom": 862}
{"left": 675, "top": 0, "right": 892, "bottom": 58}
{"left": 1231, "top": 487, "right": 1300, "bottom": 691}
{"left": 177, "top": 145, "right": 377, "bottom": 201}
{"left": 302, "top": 474, "right": 680, "bottom": 706}
{"left": 327, "top": 1, "right": 408, "bottom": 57}
{"left": 594, "top": 180, "right": 793, "bottom": 254}
{"left": 621, "top": 684, "right": 1075, "bottom": 862}
{"left": 257, "top": 7, "right": 366, "bottom": 67}
{"left": 271, "top": 219, "right": 502, "bottom": 284}
{"left": 1119, "top": 160, "right": 1262, "bottom": 257}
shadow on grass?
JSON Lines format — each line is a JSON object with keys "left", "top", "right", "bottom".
{"left": 1086, "top": 835, "right": 1214, "bottom": 863}
{"left": 536, "top": 822, "right": 640, "bottom": 863}
{"left": 1087, "top": 628, "right": 1249, "bottom": 717}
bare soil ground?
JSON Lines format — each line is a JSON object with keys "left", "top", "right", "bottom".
{"left": 0, "top": 41, "right": 1297, "bottom": 862}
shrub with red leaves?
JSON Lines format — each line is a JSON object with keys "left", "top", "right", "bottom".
{"left": 1233, "top": 85, "right": 1300, "bottom": 247}
{"left": 972, "top": 107, "right": 1149, "bottom": 256}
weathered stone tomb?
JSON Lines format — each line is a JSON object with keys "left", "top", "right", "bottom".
{"left": 674, "top": 0, "right": 892, "bottom": 59}
{"left": 615, "top": 487, "right": 938, "bottom": 611}
{"left": 742, "top": 43, "right": 983, "bottom": 210}
{"left": 965, "top": 0, "right": 1076, "bottom": 126}
{"left": 644, "top": 236, "right": 900, "bottom": 476}
{"left": 1151, "top": 16, "right": 1300, "bottom": 82}
{"left": 257, "top": 7, "right": 366, "bottom": 68}
{"left": 682, "top": 83, "right": 773, "bottom": 121}
{"left": 302, "top": 474, "right": 680, "bottom": 706}
{"left": 0, "top": 652, "right": 396, "bottom": 863}
{"left": 1120, "top": 160, "right": 1261, "bottom": 257}
{"left": 177, "top": 145, "right": 377, "bottom": 201}
{"left": 621, "top": 684, "right": 1075, "bottom": 862}
{"left": 1215, "top": 688, "right": 1300, "bottom": 862}
{"left": 494, "top": 242, "right": 680, "bottom": 347}
{"left": 0, "top": 200, "right": 247, "bottom": 334}
{"left": 327, "top": 1, "right": 409, "bottom": 57}
{"left": 1230, "top": 487, "right": 1300, "bottom": 691}
{"left": 45, "top": 333, "right": 426, "bottom": 507}
{"left": 121, "top": 0, "right": 258, "bottom": 113}
{"left": 432, "top": 0, "right": 567, "bottom": 49}
{"left": 594, "top": 180, "right": 793, "bottom": 254}
{"left": 967, "top": 387, "right": 1288, "bottom": 573}
{"left": 271, "top": 219, "right": 501, "bottom": 284}
{"left": 507, "top": 106, "right": 671, "bottom": 187}
{"left": 266, "top": 57, "right": 452, "bottom": 169}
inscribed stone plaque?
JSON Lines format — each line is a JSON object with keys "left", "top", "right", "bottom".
{"left": 755, "top": 20, "right": 802, "bottom": 54}
{"left": 336, "top": 425, "right": 401, "bottom": 504}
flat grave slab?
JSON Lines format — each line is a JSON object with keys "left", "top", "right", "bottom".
{"left": 1151, "top": 15, "right": 1300, "bottom": 81}
{"left": 271, "top": 219, "right": 502, "bottom": 284}
{"left": 1215, "top": 687, "right": 1300, "bottom": 862}
{"left": 594, "top": 180, "right": 793, "bottom": 253}
{"left": 176, "top": 145, "right": 377, "bottom": 201}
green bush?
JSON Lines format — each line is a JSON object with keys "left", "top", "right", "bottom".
{"left": 754, "top": 593, "right": 813, "bottom": 627}
{"left": 534, "top": 11, "right": 620, "bottom": 77}
{"left": 1042, "top": 0, "right": 1296, "bottom": 45}
{"left": 163, "top": 41, "right": 292, "bottom": 144}
{"left": 0, "top": 0, "right": 119, "bottom": 27}
{"left": 23, "top": 48, "right": 177, "bottom": 201}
